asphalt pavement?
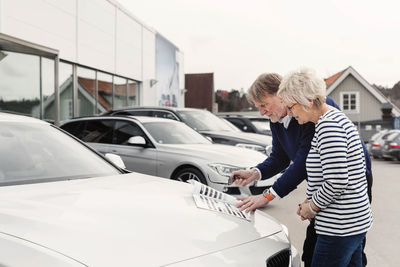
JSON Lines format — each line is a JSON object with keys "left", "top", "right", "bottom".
{"left": 259, "top": 158, "right": 400, "bottom": 267}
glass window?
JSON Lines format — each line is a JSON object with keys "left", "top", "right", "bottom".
{"left": 59, "top": 62, "right": 73, "bottom": 121}
{"left": 143, "top": 121, "right": 211, "bottom": 144}
{"left": 0, "top": 51, "right": 40, "bottom": 117}
{"left": 82, "top": 120, "right": 114, "bottom": 143}
{"left": 343, "top": 94, "right": 349, "bottom": 110}
{"left": 0, "top": 122, "right": 120, "bottom": 186}
{"left": 113, "top": 120, "right": 146, "bottom": 145}
{"left": 42, "top": 58, "right": 55, "bottom": 121}
{"left": 77, "top": 67, "right": 96, "bottom": 116}
{"left": 153, "top": 111, "right": 179, "bottom": 120}
{"left": 97, "top": 72, "right": 113, "bottom": 113}
{"left": 61, "top": 121, "right": 85, "bottom": 139}
{"left": 113, "top": 76, "right": 127, "bottom": 109}
{"left": 177, "top": 109, "right": 234, "bottom": 132}
{"left": 127, "top": 80, "right": 137, "bottom": 107}
{"left": 341, "top": 92, "right": 358, "bottom": 112}
{"left": 387, "top": 132, "right": 400, "bottom": 141}
{"left": 120, "top": 110, "right": 152, "bottom": 116}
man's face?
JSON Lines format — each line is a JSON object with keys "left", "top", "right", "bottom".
{"left": 254, "top": 93, "right": 287, "bottom": 122}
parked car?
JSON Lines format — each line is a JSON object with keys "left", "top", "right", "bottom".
{"left": 368, "top": 129, "right": 392, "bottom": 159}
{"left": 222, "top": 115, "right": 271, "bottom": 135}
{"left": 0, "top": 112, "right": 300, "bottom": 267}
{"left": 381, "top": 130, "right": 400, "bottom": 161}
{"left": 102, "top": 107, "right": 272, "bottom": 154}
{"left": 61, "top": 116, "right": 278, "bottom": 195}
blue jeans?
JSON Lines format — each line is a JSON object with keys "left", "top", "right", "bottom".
{"left": 311, "top": 232, "right": 366, "bottom": 267}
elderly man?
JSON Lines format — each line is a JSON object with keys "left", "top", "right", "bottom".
{"left": 230, "top": 73, "right": 372, "bottom": 267}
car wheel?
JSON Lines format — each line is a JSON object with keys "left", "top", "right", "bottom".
{"left": 173, "top": 167, "right": 207, "bottom": 185}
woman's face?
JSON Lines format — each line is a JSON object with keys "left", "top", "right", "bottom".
{"left": 285, "top": 102, "right": 311, "bottom": 124}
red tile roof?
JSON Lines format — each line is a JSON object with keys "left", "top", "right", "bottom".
{"left": 324, "top": 69, "right": 345, "bottom": 88}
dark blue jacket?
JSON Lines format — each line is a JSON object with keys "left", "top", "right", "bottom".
{"left": 256, "top": 97, "right": 372, "bottom": 198}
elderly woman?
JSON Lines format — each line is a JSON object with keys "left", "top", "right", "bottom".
{"left": 277, "top": 68, "right": 372, "bottom": 267}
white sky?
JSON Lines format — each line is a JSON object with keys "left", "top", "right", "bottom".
{"left": 117, "top": 0, "right": 400, "bottom": 91}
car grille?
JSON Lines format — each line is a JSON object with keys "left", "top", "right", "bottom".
{"left": 266, "top": 249, "right": 290, "bottom": 267}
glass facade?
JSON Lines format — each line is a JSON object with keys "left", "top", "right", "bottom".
{"left": 0, "top": 53, "right": 140, "bottom": 123}
{"left": 77, "top": 66, "right": 96, "bottom": 117}
{"left": 0, "top": 51, "right": 40, "bottom": 117}
{"left": 113, "top": 76, "right": 127, "bottom": 109}
{"left": 59, "top": 62, "right": 73, "bottom": 121}
{"left": 97, "top": 72, "right": 113, "bottom": 113}
{"left": 42, "top": 58, "right": 55, "bottom": 121}
{"left": 127, "top": 80, "right": 138, "bottom": 107}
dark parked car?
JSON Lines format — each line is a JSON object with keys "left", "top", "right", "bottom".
{"left": 381, "top": 130, "right": 400, "bottom": 161}
{"left": 222, "top": 115, "right": 271, "bottom": 135}
{"left": 102, "top": 107, "right": 272, "bottom": 154}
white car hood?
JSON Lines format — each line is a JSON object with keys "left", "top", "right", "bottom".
{"left": 0, "top": 173, "right": 282, "bottom": 266}
{"left": 158, "top": 144, "right": 266, "bottom": 167}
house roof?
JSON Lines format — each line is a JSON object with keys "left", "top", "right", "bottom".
{"left": 324, "top": 66, "right": 400, "bottom": 117}
{"left": 324, "top": 70, "right": 345, "bottom": 88}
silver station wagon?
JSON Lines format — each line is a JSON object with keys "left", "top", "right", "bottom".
{"left": 61, "top": 116, "right": 278, "bottom": 195}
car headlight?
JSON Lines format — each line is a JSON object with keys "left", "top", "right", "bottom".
{"left": 235, "top": 143, "right": 266, "bottom": 153}
{"left": 208, "top": 163, "right": 242, "bottom": 177}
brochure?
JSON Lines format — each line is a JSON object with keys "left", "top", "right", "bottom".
{"left": 188, "top": 180, "right": 251, "bottom": 221}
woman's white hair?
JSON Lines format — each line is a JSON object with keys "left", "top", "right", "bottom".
{"left": 277, "top": 67, "right": 326, "bottom": 109}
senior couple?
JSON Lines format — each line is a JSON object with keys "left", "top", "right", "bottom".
{"left": 231, "top": 68, "right": 373, "bottom": 267}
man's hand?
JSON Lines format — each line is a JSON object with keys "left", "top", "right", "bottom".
{"left": 236, "top": 194, "right": 269, "bottom": 213}
{"left": 229, "top": 169, "right": 260, "bottom": 187}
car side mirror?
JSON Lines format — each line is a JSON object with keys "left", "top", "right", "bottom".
{"left": 105, "top": 153, "right": 126, "bottom": 169}
{"left": 127, "top": 136, "right": 147, "bottom": 146}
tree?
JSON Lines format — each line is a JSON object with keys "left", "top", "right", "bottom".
{"left": 391, "top": 81, "right": 400, "bottom": 109}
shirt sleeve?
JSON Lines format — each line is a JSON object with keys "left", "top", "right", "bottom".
{"left": 311, "top": 120, "right": 349, "bottom": 210}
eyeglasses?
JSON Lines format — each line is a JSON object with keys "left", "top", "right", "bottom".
{"left": 287, "top": 103, "right": 297, "bottom": 112}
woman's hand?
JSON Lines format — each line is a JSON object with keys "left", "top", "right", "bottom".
{"left": 297, "top": 199, "right": 319, "bottom": 221}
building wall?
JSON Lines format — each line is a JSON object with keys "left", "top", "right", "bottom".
{"left": 328, "top": 74, "right": 382, "bottom": 122}
{"left": 185, "top": 73, "right": 214, "bottom": 112}
{"left": 0, "top": 0, "right": 184, "bottom": 112}
{"left": 0, "top": 0, "right": 160, "bottom": 83}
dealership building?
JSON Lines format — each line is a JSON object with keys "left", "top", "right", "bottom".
{"left": 0, "top": 0, "right": 184, "bottom": 125}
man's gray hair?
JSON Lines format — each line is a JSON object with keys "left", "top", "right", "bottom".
{"left": 277, "top": 68, "right": 326, "bottom": 108}
{"left": 247, "top": 73, "right": 282, "bottom": 103}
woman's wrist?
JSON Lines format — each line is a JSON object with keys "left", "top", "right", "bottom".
{"left": 308, "top": 201, "right": 319, "bottom": 215}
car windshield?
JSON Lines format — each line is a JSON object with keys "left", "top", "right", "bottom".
{"left": 0, "top": 122, "right": 121, "bottom": 186}
{"left": 143, "top": 121, "right": 212, "bottom": 144}
{"left": 177, "top": 110, "right": 235, "bottom": 132}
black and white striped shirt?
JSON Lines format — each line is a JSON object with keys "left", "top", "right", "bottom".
{"left": 306, "top": 110, "right": 372, "bottom": 236}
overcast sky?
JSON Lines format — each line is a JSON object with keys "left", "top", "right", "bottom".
{"left": 117, "top": 0, "right": 400, "bottom": 91}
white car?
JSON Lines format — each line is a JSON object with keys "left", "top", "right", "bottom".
{"left": 0, "top": 112, "right": 299, "bottom": 267}
{"left": 61, "top": 116, "right": 279, "bottom": 195}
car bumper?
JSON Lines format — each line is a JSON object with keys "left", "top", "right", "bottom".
{"left": 382, "top": 149, "right": 400, "bottom": 160}
{"left": 166, "top": 231, "right": 299, "bottom": 267}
